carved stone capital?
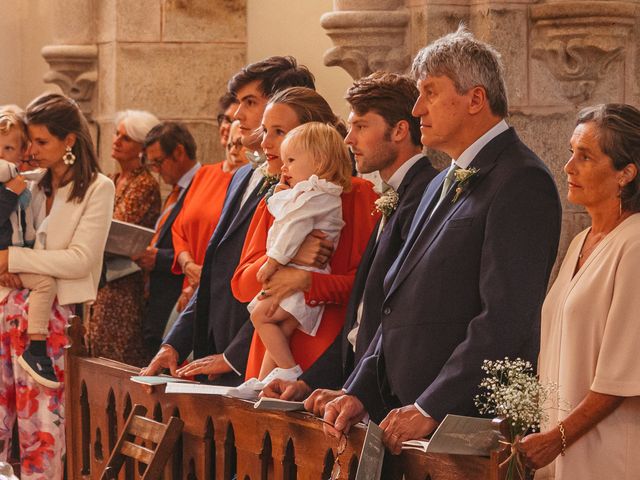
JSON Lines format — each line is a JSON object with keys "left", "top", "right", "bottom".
{"left": 41, "top": 45, "right": 98, "bottom": 118}
{"left": 531, "top": 2, "right": 636, "bottom": 103}
{"left": 321, "top": 8, "right": 410, "bottom": 79}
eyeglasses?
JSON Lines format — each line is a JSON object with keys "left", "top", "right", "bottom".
{"left": 21, "top": 155, "right": 39, "bottom": 168}
{"left": 217, "top": 114, "right": 234, "bottom": 126}
{"left": 146, "top": 154, "right": 171, "bottom": 169}
{"left": 226, "top": 139, "right": 243, "bottom": 151}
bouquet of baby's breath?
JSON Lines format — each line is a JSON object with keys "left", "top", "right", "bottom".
{"left": 475, "top": 358, "right": 557, "bottom": 480}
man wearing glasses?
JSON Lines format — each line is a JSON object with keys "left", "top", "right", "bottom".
{"left": 134, "top": 122, "right": 201, "bottom": 357}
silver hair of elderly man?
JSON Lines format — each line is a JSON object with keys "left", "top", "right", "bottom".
{"left": 410, "top": 24, "right": 509, "bottom": 118}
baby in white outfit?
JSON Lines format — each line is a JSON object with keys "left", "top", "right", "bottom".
{"left": 249, "top": 122, "right": 353, "bottom": 383}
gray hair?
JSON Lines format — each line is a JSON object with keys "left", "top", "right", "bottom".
{"left": 577, "top": 104, "right": 640, "bottom": 213}
{"left": 114, "top": 109, "right": 160, "bottom": 143}
{"left": 411, "top": 25, "right": 508, "bottom": 117}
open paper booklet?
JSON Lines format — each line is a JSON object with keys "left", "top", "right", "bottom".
{"left": 355, "top": 421, "right": 385, "bottom": 480}
{"left": 164, "top": 381, "right": 261, "bottom": 401}
{"left": 423, "top": 414, "right": 501, "bottom": 456}
{"left": 105, "top": 219, "right": 155, "bottom": 257}
{"left": 130, "top": 375, "right": 198, "bottom": 386}
{"left": 253, "top": 397, "right": 305, "bottom": 411}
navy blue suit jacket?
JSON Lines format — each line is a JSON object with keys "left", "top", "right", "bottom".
{"left": 0, "top": 186, "right": 18, "bottom": 249}
{"left": 164, "top": 164, "right": 265, "bottom": 385}
{"left": 299, "top": 157, "right": 438, "bottom": 390}
{"left": 142, "top": 183, "right": 190, "bottom": 351}
{"left": 347, "top": 128, "right": 562, "bottom": 422}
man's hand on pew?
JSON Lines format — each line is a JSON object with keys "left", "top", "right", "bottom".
{"left": 140, "top": 344, "right": 179, "bottom": 377}
{"left": 175, "top": 353, "right": 232, "bottom": 381}
{"left": 261, "top": 379, "right": 312, "bottom": 401}
{"left": 379, "top": 406, "right": 438, "bottom": 455}
{"left": 322, "top": 394, "right": 366, "bottom": 438}
{"left": 304, "top": 389, "right": 344, "bottom": 417}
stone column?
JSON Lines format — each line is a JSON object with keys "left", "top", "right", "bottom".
{"left": 320, "top": 0, "right": 411, "bottom": 79}
{"left": 42, "top": 0, "right": 248, "bottom": 174}
{"left": 321, "top": 0, "right": 640, "bottom": 269}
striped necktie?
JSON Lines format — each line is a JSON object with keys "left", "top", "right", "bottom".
{"left": 150, "top": 185, "right": 181, "bottom": 246}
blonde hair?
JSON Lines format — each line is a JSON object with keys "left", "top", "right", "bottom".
{"left": 283, "top": 122, "right": 352, "bottom": 192}
{"left": 0, "top": 108, "right": 28, "bottom": 149}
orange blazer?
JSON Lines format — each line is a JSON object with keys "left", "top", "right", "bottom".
{"left": 171, "top": 162, "right": 233, "bottom": 285}
{"left": 231, "top": 177, "right": 380, "bottom": 379}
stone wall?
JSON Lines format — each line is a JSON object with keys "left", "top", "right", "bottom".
{"left": 43, "top": 0, "right": 247, "bottom": 175}
{"left": 321, "top": 0, "right": 640, "bottom": 267}
{"left": 0, "top": 1, "right": 60, "bottom": 108}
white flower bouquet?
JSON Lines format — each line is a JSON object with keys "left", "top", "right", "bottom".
{"left": 475, "top": 358, "right": 557, "bottom": 480}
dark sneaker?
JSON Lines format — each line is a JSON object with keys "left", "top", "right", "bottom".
{"left": 18, "top": 350, "right": 61, "bottom": 389}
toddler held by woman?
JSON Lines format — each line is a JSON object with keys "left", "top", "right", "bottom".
{"left": 249, "top": 122, "right": 352, "bottom": 384}
{"left": 0, "top": 109, "right": 57, "bottom": 388}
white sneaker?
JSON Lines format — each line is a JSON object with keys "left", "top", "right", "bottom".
{"left": 261, "top": 364, "right": 303, "bottom": 385}
{"left": 228, "top": 377, "right": 265, "bottom": 401}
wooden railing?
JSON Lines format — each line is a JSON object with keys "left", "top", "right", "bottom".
{"left": 65, "top": 316, "right": 510, "bottom": 480}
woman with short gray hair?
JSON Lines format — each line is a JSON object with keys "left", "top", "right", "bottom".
{"left": 88, "top": 109, "right": 162, "bottom": 366}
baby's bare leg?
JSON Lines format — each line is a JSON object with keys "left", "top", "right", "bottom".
{"left": 251, "top": 299, "right": 299, "bottom": 376}
{"left": 259, "top": 352, "right": 277, "bottom": 380}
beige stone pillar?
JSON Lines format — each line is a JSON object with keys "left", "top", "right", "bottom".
{"left": 42, "top": 0, "right": 247, "bottom": 174}
{"left": 321, "top": 0, "right": 640, "bottom": 269}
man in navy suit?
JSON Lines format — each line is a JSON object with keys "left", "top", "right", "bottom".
{"left": 134, "top": 122, "right": 201, "bottom": 359}
{"left": 323, "top": 27, "right": 562, "bottom": 453}
{"left": 261, "top": 72, "right": 439, "bottom": 402}
{"left": 140, "top": 57, "right": 321, "bottom": 385}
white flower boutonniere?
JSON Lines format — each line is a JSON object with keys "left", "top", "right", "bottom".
{"left": 373, "top": 189, "right": 399, "bottom": 218}
{"left": 452, "top": 167, "right": 480, "bottom": 203}
{"left": 258, "top": 161, "right": 280, "bottom": 196}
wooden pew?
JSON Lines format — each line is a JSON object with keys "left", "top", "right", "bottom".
{"left": 65, "top": 316, "right": 511, "bottom": 479}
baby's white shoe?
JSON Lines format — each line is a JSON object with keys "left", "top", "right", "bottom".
{"left": 261, "top": 364, "right": 303, "bottom": 385}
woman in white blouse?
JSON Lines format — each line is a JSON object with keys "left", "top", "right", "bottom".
{"left": 519, "top": 104, "right": 640, "bottom": 479}
{"left": 0, "top": 93, "right": 114, "bottom": 480}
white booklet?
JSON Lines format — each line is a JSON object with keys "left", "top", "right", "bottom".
{"left": 253, "top": 397, "right": 305, "bottom": 411}
{"left": 129, "top": 375, "right": 197, "bottom": 386}
{"left": 164, "top": 382, "right": 259, "bottom": 401}
{"left": 425, "top": 414, "right": 501, "bottom": 456}
{"left": 105, "top": 219, "right": 155, "bottom": 257}
{"left": 355, "top": 421, "right": 385, "bottom": 480}
{"left": 402, "top": 439, "right": 430, "bottom": 452}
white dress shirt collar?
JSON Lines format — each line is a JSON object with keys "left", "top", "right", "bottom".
{"left": 453, "top": 119, "right": 509, "bottom": 169}
{"left": 240, "top": 165, "right": 266, "bottom": 207}
{"left": 176, "top": 162, "right": 201, "bottom": 191}
{"left": 386, "top": 152, "right": 424, "bottom": 191}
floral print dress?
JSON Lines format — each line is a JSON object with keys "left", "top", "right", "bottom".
{"left": 88, "top": 166, "right": 160, "bottom": 367}
{"left": 0, "top": 290, "right": 70, "bottom": 479}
